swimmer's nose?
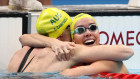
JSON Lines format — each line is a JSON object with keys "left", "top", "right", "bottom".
{"left": 84, "top": 30, "right": 91, "bottom": 37}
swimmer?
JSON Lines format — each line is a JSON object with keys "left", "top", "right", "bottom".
{"left": 60, "top": 13, "right": 132, "bottom": 76}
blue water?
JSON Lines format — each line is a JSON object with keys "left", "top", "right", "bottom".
{"left": 129, "top": 69, "right": 140, "bottom": 74}
{"left": 0, "top": 69, "right": 140, "bottom": 79}
{"left": 0, "top": 72, "right": 92, "bottom": 79}
{"left": 52, "top": 0, "right": 129, "bottom": 5}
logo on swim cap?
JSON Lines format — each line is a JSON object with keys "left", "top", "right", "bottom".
{"left": 50, "top": 13, "right": 62, "bottom": 25}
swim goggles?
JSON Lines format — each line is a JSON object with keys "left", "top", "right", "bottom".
{"left": 74, "top": 24, "right": 98, "bottom": 34}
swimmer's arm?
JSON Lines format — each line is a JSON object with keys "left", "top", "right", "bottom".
{"left": 72, "top": 44, "right": 134, "bottom": 62}
{"left": 19, "top": 33, "right": 52, "bottom": 48}
{"left": 60, "top": 60, "right": 119, "bottom": 77}
{"left": 19, "top": 34, "right": 75, "bottom": 60}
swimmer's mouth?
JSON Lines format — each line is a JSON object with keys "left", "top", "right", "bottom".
{"left": 84, "top": 40, "right": 95, "bottom": 45}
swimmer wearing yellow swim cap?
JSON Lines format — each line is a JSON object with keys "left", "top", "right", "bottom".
{"left": 36, "top": 8, "right": 71, "bottom": 38}
{"left": 70, "top": 13, "right": 97, "bottom": 40}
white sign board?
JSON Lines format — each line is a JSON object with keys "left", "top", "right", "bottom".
{"left": 0, "top": 18, "right": 22, "bottom": 72}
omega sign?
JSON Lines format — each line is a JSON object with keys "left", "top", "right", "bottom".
{"left": 100, "top": 31, "right": 140, "bottom": 46}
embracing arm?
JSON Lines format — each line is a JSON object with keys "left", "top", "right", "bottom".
{"left": 19, "top": 34, "right": 134, "bottom": 61}
{"left": 19, "top": 33, "right": 55, "bottom": 48}
{"left": 19, "top": 34, "right": 75, "bottom": 60}
{"left": 72, "top": 44, "right": 134, "bottom": 62}
{"left": 60, "top": 60, "right": 122, "bottom": 77}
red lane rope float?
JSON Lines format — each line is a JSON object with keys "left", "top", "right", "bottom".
{"left": 133, "top": 75, "right": 140, "bottom": 79}
{"left": 96, "top": 73, "right": 140, "bottom": 79}
{"left": 105, "top": 73, "right": 118, "bottom": 77}
{"left": 113, "top": 74, "right": 128, "bottom": 78}
{"left": 122, "top": 74, "right": 138, "bottom": 79}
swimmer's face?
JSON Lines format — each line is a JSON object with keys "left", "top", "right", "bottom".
{"left": 57, "top": 26, "right": 71, "bottom": 42}
{"left": 73, "top": 18, "right": 100, "bottom": 46}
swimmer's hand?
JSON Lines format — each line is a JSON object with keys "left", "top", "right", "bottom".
{"left": 49, "top": 39, "right": 76, "bottom": 61}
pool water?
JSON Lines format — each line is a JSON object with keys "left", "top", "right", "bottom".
{"left": 0, "top": 69, "right": 139, "bottom": 79}
{"left": 129, "top": 69, "right": 140, "bottom": 74}
{"left": 0, "top": 72, "right": 92, "bottom": 79}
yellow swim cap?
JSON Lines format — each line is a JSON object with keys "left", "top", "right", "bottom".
{"left": 36, "top": 8, "right": 71, "bottom": 38}
{"left": 70, "top": 13, "right": 97, "bottom": 40}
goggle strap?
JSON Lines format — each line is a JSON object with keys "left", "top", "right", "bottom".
{"left": 71, "top": 31, "right": 75, "bottom": 35}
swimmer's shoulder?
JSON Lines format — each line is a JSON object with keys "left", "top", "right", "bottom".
{"left": 8, "top": 46, "right": 31, "bottom": 72}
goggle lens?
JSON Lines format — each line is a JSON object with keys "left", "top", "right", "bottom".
{"left": 75, "top": 27, "right": 85, "bottom": 34}
{"left": 89, "top": 24, "right": 97, "bottom": 31}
